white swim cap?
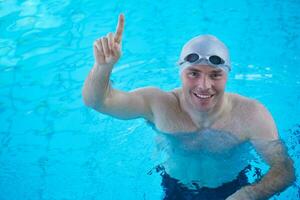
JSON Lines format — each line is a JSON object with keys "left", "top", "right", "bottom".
{"left": 178, "top": 35, "right": 231, "bottom": 72}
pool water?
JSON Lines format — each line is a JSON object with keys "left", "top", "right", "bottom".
{"left": 0, "top": 0, "right": 300, "bottom": 199}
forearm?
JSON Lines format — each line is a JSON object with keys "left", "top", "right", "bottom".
{"left": 245, "top": 159, "right": 295, "bottom": 199}
{"left": 82, "top": 63, "right": 113, "bottom": 109}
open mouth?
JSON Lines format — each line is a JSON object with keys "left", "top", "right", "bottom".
{"left": 193, "top": 93, "right": 214, "bottom": 99}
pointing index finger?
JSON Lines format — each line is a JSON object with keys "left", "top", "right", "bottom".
{"left": 114, "top": 14, "right": 124, "bottom": 44}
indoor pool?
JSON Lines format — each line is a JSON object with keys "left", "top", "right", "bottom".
{"left": 0, "top": 0, "right": 300, "bottom": 199}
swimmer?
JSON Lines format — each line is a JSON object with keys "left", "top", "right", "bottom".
{"left": 82, "top": 14, "right": 295, "bottom": 200}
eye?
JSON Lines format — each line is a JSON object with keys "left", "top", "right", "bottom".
{"left": 187, "top": 71, "right": 200, "bottom": 78}
{"left": 210, "top": 73, "right": 222, "bottom": 79}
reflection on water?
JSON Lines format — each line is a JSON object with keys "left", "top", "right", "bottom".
{"left": 153, "top": 129, "right": 253, "bottom": 188}
{"left": 153, "top": 129, "right": 296, "bottom": 192}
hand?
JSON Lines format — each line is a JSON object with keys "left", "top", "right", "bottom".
{"left": 93, "top": 14, "right": 124, "bottom": 67}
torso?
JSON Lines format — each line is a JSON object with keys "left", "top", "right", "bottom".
{"left": 150, "top": 89, "right": 256, "bottom": 188}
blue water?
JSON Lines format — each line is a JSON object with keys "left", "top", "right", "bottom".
{"left": 0, "top": 0, "right": 300, "bottom": 199}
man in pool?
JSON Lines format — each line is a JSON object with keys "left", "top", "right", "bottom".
{"left": 82, "top": 14, "right": 295, "bottom": 200}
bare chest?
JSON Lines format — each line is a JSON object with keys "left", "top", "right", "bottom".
{"left": 156, "top": 111, "right": 246, "bottom": 138}
{"left": 161, "top": 130, "right": 246, "bottom": 156}
{"left": 153, "top": 114, "right": 250, "bottom": 156}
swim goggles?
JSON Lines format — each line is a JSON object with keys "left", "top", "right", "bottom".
{"left": 178, "top": 53, "right": 230, "bottom": 71}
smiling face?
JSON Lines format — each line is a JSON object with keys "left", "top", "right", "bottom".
{"left": 181, "top": 65, "right": 228, "bottom": 112}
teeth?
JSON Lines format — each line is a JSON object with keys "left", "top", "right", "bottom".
{"left": 194, "top": 93, "right": 211, "bottom": 99}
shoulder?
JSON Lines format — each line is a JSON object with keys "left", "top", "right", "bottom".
{"left": 131, "top": 86, "right": 165, "bottom": 95}
{"left": 227, "top": 93, "right": 256, "bottom": 106}
{"left": 228, "top": 93, "right": 268, "bottom": 112}
{"left": 131, "top": 86, "right": 178, "bottom": 102}
{"left": 132, "top": 86, "right": 180, "bottom": 110}
{"left": 227, "top": 93, "right": 279, "bottom": 140}
{"left": 135, "top": 87, "right": 186, "bottom": 132}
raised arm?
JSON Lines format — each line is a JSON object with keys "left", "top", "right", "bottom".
{"left": 82, "top": 14, "right": 154, "bottom": 121}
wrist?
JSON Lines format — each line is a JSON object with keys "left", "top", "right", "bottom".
{"left": 94, "top": 62, "right": 113, "bottom": 69}
{"left": 93, "top": 63, "right": 113, "bottom": 74}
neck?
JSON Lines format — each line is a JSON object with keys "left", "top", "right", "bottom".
{"left": 181, "top": 93, "right": 230, "bottom": 129}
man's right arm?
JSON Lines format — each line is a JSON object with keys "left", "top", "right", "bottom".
{"left": 82, "top": 63, "right": 155, "bottom": 121}
{"left": 82, "top": 14, "right": 155, "bottom": 121}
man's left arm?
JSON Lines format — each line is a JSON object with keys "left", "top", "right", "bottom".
{"left": 226, "top": 101, "right": 296, "bottom": 200}
{"left": 241, "top": 139, "right": 295, "bottom": 199}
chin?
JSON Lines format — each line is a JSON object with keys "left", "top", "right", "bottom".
{"left": 190, "top": 93, "right": 218, "bottom": 112}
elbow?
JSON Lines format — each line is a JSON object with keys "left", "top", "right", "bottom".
{"left": 286, "top": 158, "right": 296, "bottom": 184}
{"left": 82, "top": 96, "right": 94, "bottom": 108}
{"left": 82, "top": 87, "right": 97, "bottom": 108}
{"left": 277, "top": 157, "right": 296, "bottom": 187}
{"left": 82, "top": 87, "right": 107, "bottom": 112}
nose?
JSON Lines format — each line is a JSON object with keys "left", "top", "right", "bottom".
{"left": 197, "top": 75, "right": 212, "bottom": 90}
